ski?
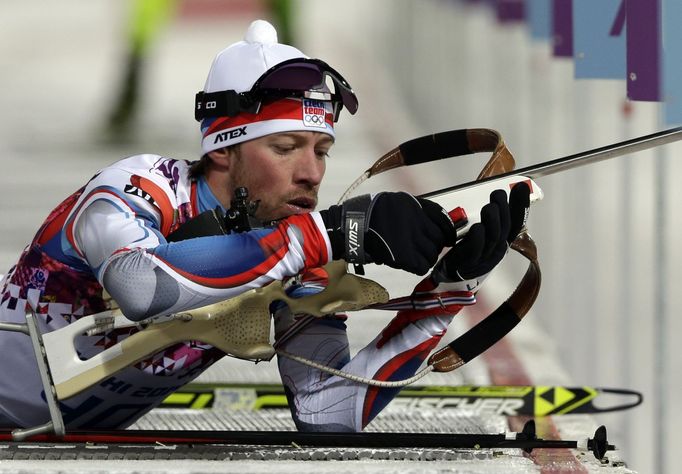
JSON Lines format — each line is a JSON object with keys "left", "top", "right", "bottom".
{"left": 0, "top": 420, "right": 615, "bottom": 460}
{"left": 159, "top": 383, "right": 643, "bottom": 416}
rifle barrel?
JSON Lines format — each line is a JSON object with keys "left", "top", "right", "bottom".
{"left": 422, "top": 126, "right": 682, "bottom": 198}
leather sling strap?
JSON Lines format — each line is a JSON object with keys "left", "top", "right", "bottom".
{"left": 349, "top": 128, "right": 541, "bottom": 373}
{"left": 372, "top": 128, "right": 515, "bottom": 179}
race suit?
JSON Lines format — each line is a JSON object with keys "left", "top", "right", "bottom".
{"left": 0, "top": 154, "right": 466, "bottom": 430}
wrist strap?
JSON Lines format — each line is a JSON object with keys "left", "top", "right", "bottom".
{"left": 341, "top": 194, "right": 372, "bottom": 265}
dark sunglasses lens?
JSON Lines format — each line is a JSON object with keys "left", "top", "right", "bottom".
{"left": 256, "top": 60, "right": 358, "bottom": 115}
{"left": 337, "top": 84, "right": 358, "bottom": 114}
{"left": 258, "top": 64, "right": 323, "bottom": 90}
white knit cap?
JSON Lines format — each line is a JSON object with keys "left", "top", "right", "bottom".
{"left": 200, "top": 20, "right": 336, "bottom": 153}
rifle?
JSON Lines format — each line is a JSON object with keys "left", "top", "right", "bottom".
{"left": 6, "top": 127, "right": 680, "bottom": 440}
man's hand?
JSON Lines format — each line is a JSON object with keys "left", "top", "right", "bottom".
{"left": 432, "top": 182, "right": 530, "bottom": 289}
{"left": 320, "top": 192, "right": 457, "bottom": 275}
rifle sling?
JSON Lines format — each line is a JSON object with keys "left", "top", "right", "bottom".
{"left": 356, "top": 128, "right": 541, "bottom": 374}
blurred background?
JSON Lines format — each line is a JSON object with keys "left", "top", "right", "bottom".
{"left": 0, "top": 1, "right": 679, "bottom": 473}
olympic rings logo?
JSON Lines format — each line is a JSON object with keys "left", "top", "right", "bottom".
{"left": 305, "top": 114, "right": 325, "bottom": 125}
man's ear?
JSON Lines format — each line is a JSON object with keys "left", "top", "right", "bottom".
{"left": 207, "top": 147, "right": 232, "bottom": 171}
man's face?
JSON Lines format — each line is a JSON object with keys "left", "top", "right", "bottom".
{"left": 227, "top": 131, "right": 333, "bottom": 222}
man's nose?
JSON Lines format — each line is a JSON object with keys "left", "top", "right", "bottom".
{"left": 293, "top": 148, "right": 325, "bottom": 186}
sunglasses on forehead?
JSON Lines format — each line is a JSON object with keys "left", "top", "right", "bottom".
{"left": 195, "top": 58, "right": 359, "bottom": 122}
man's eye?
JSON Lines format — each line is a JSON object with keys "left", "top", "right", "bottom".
{"left": 273, "top": 145, "right": 295, "bottom": 154}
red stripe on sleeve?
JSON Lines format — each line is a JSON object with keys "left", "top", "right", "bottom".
{"left": 282, "top": 214, "right": 329, "bottom": 268}
{"left": 131, "top": 175, "right": 176, "bottom": 235}
{"left": 361, "top": 336, "right": 442, "bottom": 427}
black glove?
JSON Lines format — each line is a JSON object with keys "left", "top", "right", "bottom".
{"left": 319, "top": 192, "right": 457, "bottom": 275}
{"left": 433, "top": 182, "right": 530, "bottom": 283}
